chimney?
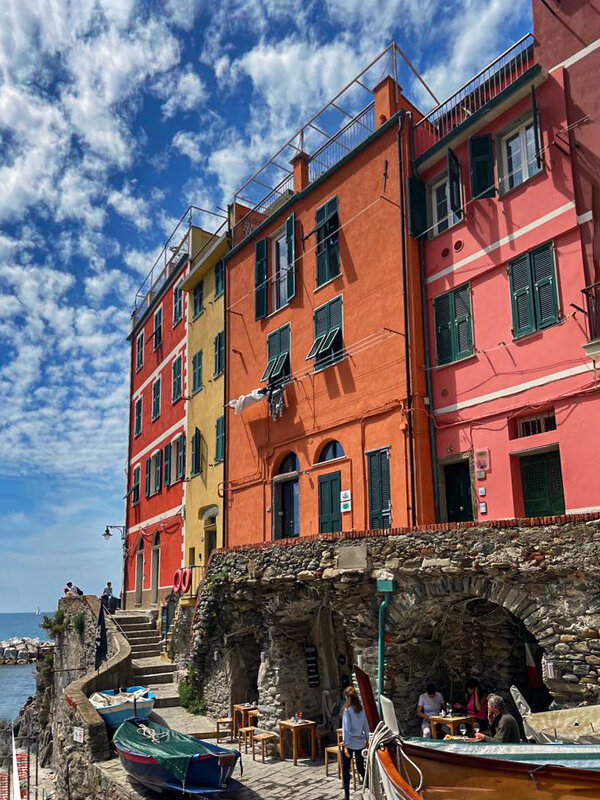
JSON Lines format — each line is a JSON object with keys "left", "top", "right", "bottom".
{"left": 291, "top": 152, "right": 310, "bottom": 193}
{"left": 373, "top": 76, "right": 402, "bottom": 127}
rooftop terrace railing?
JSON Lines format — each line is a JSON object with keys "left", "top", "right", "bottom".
{"left": 414, "top": 33, "right": 535, "bottom": 159}
{"left": 308, "top": 102, "right": 376, "bottom": 183}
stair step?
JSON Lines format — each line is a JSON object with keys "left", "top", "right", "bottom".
{"left": 134, "top": 662, "right": 176, "bottom": 676}
{"left": 125, "top": 632, "right": 161, "bottom": 642}
{"left": 154, "top": 694, "right": 180, "bottom": 709}
{"left": 118, "top": 622, "right": 155, "bottom": 632}
{"left": 114, "top": 614, "right": 151, "bottom": 625}
{"left": 138, "top": 671, "right": 175, "bottom": 685}
{"left": 130, "top": 644, "right": 162, "bottom": 656}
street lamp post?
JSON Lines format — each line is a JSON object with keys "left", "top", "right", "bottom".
{"left": 102, "top": 525, "right": 128, "bottom": 610}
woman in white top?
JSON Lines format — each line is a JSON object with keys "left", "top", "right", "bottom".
{"left": 417, "top": 683, "right": 445, "bottom": 738}
{"left": 341, "top": 687, "right": 369, "bottom": 800}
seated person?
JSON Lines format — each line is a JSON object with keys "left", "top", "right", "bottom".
{"left": 417, "top": 683, "right": 445, "bottom": 738}
{"left": 454, "top": 677, "right": 487, "bottom": 731}
{"left": 474, "top": 694, "right": 520, "bottom": 743}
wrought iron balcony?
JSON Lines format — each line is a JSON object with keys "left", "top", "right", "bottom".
{"left": 582, "top": 281, "right": 600, "bottom": 358}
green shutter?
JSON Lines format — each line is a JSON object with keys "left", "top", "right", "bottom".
{"left": 318, "top": 471, "right": 342, "bottom": 533}
{"left": 434, "top": 293, "right": 453, "bottom": 365}
{"left": 155, "top": 450, "right": 162, "bottom": 490}
{"left": 193, "top": 281, "right": 204, "bottom": 317}
{"left": 307, "top": 305, "right": 328, "bottom": 359}
{"left": 368, "top": 449, "right": 391, "bottom": 529}
{"left": 255, "top": 238, "right": 268, "bottom": 320}
{"left": 215, "top": 416, "right": 225, "bottom": 463}
{"left": 286, "top": 213, "right": 296, "bottom": 301}
{"left": 469, "top": 134, "right": 495, "bottom": 199}
{"left": 177, "top": 434, "right": 185, "bottom": 479}
{"left": 145, "top": 458, "right": 151, "bottom": 497}
{"left": 447, "top": 148, "right": 462, "bottom": 216}
{"left": 164, "top": 443, "right": 171, "bottom": 486}
{"left": 520, "top": 451, "right": 565, "bottom": 517}
{"left": 453, "top": 285, "right": 472, "bottom": 359}
{"left": 215, "top": 260, "right": 224, "bottom": 297}
{"left": 192, "top": 351, "right": 203, "bottom": 392}
{"left": 408, "top": 177, "right": 427, "bottom": 238}
{"left": 510, "top": 253, "right": 536, "bottom": 337}
{"left": 191, "top": 428, "right": 201, "bottom": 475}
{"left": 532, "top": 244, "right": 558, "bottom": 329}
{"left": 325, "top": 197, "right": 339, "bottom": 280}
{"left": 315, "top": 204, "right": 328, "bottom": 286}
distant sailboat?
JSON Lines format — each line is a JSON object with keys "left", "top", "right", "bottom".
{"left": 35, "top": 607, "right": 41, "bottom": 616}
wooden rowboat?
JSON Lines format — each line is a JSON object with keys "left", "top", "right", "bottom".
{"left": 355, "top": 667, "right": 600, "bottom": 800}
{"left": 511, "top": 685, "right": 600, "bottom": 744}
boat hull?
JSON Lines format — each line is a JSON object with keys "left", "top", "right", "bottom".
{"left": 90, "top": 687, "right": 155, "bottom": 731}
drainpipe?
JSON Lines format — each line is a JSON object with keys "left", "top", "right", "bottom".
{"left": 396, "top": 114, "right": 416, "bottom": 526}
{"left": 376, "top": 576, "right": 396, "bottom": 713}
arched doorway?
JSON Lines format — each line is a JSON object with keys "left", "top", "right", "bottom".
{"left": 273, "top": 452, "right": 299, "bottom": 540}
{"left": 135, "top": 537, "right": 144, "bottom": 606}
{"left": 151, "top": 532, "right": 160, "bottom": 605}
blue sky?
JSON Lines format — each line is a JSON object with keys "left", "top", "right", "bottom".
{"left": 0, "top": 0, "right": 531, "bottom": 613}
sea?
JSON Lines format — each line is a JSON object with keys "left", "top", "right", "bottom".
{"left": 0, "top": 613, "right": 51, "bottom": 720}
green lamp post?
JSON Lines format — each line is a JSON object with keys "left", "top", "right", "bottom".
{"left": 376, "top": 575, "right": 396, "bottom": 714}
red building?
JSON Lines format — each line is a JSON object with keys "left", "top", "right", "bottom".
{"left": 123, "top": 216, "right": 195, "bottom": 608}
{"left": 408, "top": 12, "right": 600, "bottom": 522}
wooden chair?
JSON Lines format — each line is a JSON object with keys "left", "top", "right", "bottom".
{"left": 248, "top": 709, "right": 260, "bottom": 725}
{"left": 324, "top": 729, "right": 357, "bottom": 788}
{"left": 216, "top": 717, "right": 233, "bottom": 743}
{"left": 252, "top": 731, "right": 278, "bottom": 762}
{"left": 316, "top": 728, "right": 332, "bottom": 758}
{"left": 238, "top": 725, "right": 257, "bottom": 754}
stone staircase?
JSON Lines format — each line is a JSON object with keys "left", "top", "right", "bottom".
{"left": 114, "top": 611, "right": 179, "bottom": 709}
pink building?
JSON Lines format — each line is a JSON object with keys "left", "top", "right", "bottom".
{"left": 408, "top": 17, "right": 600, "bottom": 522}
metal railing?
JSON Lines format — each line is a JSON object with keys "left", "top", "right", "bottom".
{"left": 308, "top": 103, "right": 376, "bottom": 182}
{"left": 414, "top": 33, "right": 535, "bottom": 158}
{"left": 583, "top": 282, "right": 600, "bottom": 341}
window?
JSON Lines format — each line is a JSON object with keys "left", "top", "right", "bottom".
{"left": 136, "top": 334, "right": 144, "bottom": 370}
{"left": 273, "top": 452, "right": 299, "bottom": 539}
{"left": 215, "top": 416, "right": 225, "bottom": 463}
{"left": 173, "top": 281, "right": 183, "bottom": 325}
{"left": 172, "top": 355, "right": 182, "bottom": 402}
{"left": 214, "top": 330, "right": 224, "bottom": 377}
{"left": 317, "top": 440, "right": 345, "bottom": 462}
{"left": 132, "top": 466, "right": 140, "bottom": 505}
{"left": 151, "top": 378, "right": 161, "bottom": 420}
{"left": 430, "top": 176, "right": 461, "bottom": 236}
{"left": 193, "top": 280, "right": 204, "bottom": 318}
{"left": 215, "top": 260, "right": 224, "bottom": 298}
{"left": 191, "top": 427, "right": 202, "bottom": 476}
{"left": 469, "top": 134, "right": 495, "bottom": 199}
{"left": 153, "top": 308, "right": 162, "bottom": 349}
{"left": 500, "top": 120, "right": 542, "bottom": 193}
{"left": 192, "top": 350, "right": 203, "bottom": 393}
{"left": 176, "top": 433, "right": 186, "bottom": 480}
{"left": 509, "top": 242, "right": 558, "bottom": 338}
{"left": 134, "top": 397, "right": 142, "bottom": 436}
{"left": 254, "top": 215, "right": 295, "bottom": 320}
{"left": 145, "top": 451, "right": 162, "bottom": 496}
{"left": 261, "top": 324, "right": 290, "bottom": 385}
{"left": 367, "top": 448, "right": 391, "bottom": 529}
{"left": 434, "top": 284, "right": 473, "bottom": 365}
{"left": 164, "top": 442, "right": 172, "bottom": 486}
{"left": 306, "top": 296, "right": 343, "bottom": 370}
{"left": 316, "top": 197, "right": 339, "bottom": 286}
{"left": 145, "top": 457, "right": 151, "bottom": 498}
{"left": 517, "top": 411, "right": 556, "bottom": 438}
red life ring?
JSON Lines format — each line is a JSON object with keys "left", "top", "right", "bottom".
{"left": 181, "top": 568, "right": 192, "bottom": 594}
{"left": 173, "top": 569, "right": 183, "bottom": 593}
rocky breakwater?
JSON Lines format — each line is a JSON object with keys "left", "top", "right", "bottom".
{"left": 0, "top": 637, "right": 53, "bottom": 664}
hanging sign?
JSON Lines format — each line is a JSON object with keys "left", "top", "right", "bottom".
{"left": 305, "top": 646, "right": 320, "bottom": 688}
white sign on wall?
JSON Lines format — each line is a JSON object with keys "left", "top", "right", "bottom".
{"left": 73, "top": 726, "right": 84, "bottom": 744}
{"left": 340, "top": 490, "right": 351, "bottom": 502}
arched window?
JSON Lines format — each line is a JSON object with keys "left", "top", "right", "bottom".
{"left": 278, "top": 452, "right": 299, "bottom": 475}
{"left": 137, "top": 537, "right": 144, "bottom": 552}
{"left": 152, "top": 531, "right": 160, "bottom": 547}
{"left": 317, "top": 440, "right": 345, "bottom": 462}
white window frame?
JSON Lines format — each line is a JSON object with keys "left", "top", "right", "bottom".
{"left": 429, "top": 175, "right": 461, "bottom": 238}
{"left": 151, "top": 378, "right": 161, "bottom": 421}
{"left": 271, "top": 227, "right": 289, "bottom": 313}
{"left": 517, "top": 412, "right": 556, "bottom": 438}
{"left": 173, "top": 281, "right": 183, "bottom": 326}
{"left": 134, "top": 397, "right": 143, "bottom": 437}
{"left": 136, "top": 333, "right": 144, "bottom": 371}
{"left": 153, "top": 305, "right": 163, "bottom": 351}
{"left": 499, "top": 117, "right": 542, "bottom": 194}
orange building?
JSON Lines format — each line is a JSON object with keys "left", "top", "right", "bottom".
{"left": 224, "top": 51, "right": 435, "bottom": 546}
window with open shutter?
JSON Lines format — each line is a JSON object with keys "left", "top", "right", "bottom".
{"left": 509, "top": 243, "right": 557, "bottom": 337}
{"left": 469, "top": 134, "right": 495, "bottom": 199}
{"left": 145, "top": 458, "right": 151, "bottom": 497}
{"left": 434, "top": 285, "right": 472, "bottom": 365}
{"left": 152, "top": 379, "right": 161, "bottom": 419}
{"left": 136, "top": 334, "right": 144, "bottom": 370}
{"left": 193, "top": 280, "right": 204, "bottom": 318}
{"left": 154, "top": 450, "right": 162, "bottom": 491}
{"left": 172, "top": 356, "right": 182, "bottom": 401}
{"left": 134, "top": 397, "right": 142, "bottom": 436}
{"left": 307, "top": 296, "right": 343, "bottom": 369}
{"left": 215, "top": 416, "right": 225, "bottom": 463}
{"left": 286, "top": 213, "right": 296, "bottom": 301}
{"left": 164, "top": 443, "right": 171, "bottom": 486}
{"left": 408, "top": 177, "right": 427, "bottom": 238}
{"left": 132, "top": 466, "right": 140, "bottom": 505}
{"left": 315, "top": 197, "right": 339, "bottom": 286}
{"left": 255, "top": 238, "right": 268, "bottom": 320}
{"left": 447, "top": 148, "right": 462, "bottom": 216}
{"left": 215, "top": 260, "right": 224, "bottom": 298}
{"left": 153, "top": 308, "right": 163, "bottom": 349}
{"left": 367, "top": 448, "right": 391, "bottom": 530}
{"left": 173, "top": 282, "right": 183, "bottom": 324}
{"left": 262, "top": 324, "right": 290, "bottom": 384}
{"left": 191, "top": 428, "right": 201, "bottom": 476}
{"left": 214, "top": 331, "right": 224, "bottom": 376}
{"left": 177, "top": 434, "right": 186, "bottom": 480}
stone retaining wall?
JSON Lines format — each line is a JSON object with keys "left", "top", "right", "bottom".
{"left": 178, "top": 516, "right": 600, "bottom": 734}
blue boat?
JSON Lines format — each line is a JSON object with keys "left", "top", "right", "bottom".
{"left": 113, "top": 718, "right": 242, "bottom": 795}
{"left": 89, "top": 686, "right": 155, "bottom": 730}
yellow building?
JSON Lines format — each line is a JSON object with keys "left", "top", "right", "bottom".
{"left": 181, "top": 230, "right": 228, "bottom": 593}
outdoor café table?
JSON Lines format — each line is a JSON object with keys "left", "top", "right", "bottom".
{"left": 279, "top": 719, "right": 317, "bottom": 765}
{"left": 232, "top": 703, "right": 258, "bottom": 739}
{"left": 429, "top": 714, "right": 476, "bottom": 740}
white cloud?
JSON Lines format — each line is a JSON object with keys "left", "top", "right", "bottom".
{"left": 172, "top": 131, "right": 205, "bottom": 164}
{"left": 156, "top": 64, "right": 207, "bottom": 118}
{"left": 108, "top": 183, "right": 151, "bottom": 229}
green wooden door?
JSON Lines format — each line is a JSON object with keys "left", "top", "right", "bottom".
{"left": 368, "top": 449, "right": 391, "bottom": 530}
{"left": 444, "top": 460, "right": 473, "bottom": 522}
{"left": 318, "top": 471, "right": 342, "bottom": 533}
{"left": 520, "top": 451, "right": 565, "bottom": 517}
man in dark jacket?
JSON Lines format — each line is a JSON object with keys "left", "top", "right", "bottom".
{"left": 474, "top": 694, "right": 520, "bottom": 743}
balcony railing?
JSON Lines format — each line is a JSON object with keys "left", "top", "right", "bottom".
{"left": 414, "top": 33, "right": 535, "bottom": 159}
{"left": 583, "top": 282, "right": 600, "bottom": 342}
{"left": 308, "top": 103, "right": 376, "bottom": 183}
